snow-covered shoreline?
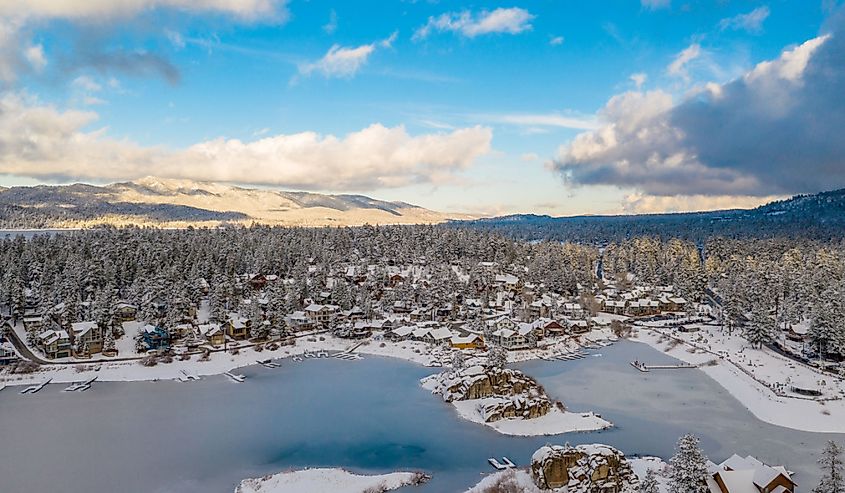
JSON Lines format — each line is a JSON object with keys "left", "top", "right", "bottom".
{"left": 451, "top": 399, "right": 611, "bottom": 436}
{"left": 234, "top": 468, "right": 428, "bottom": 493}
{"left": 630, "top": 327, "right": 845, "bottom": 433}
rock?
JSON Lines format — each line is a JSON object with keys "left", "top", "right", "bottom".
{"left": 425, "top": 365, "right": 560, "bottom": 422}
{"left": 530, "top": 444, "right": 639, "bottom": 492}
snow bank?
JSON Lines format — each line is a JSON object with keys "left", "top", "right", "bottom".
{"left": 234, "top": 468, "right": 426, "bottom": 493}
{"left": 631, "top": 327, "right": 845, "bottom": 433}
{"left": 451, "top": 398, "right": 610, "bottom": 436}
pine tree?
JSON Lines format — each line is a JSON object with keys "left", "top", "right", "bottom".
{"left": 746, "top": 305, "right": 773, "bottom": 349}
{"left": 640, "top": 468, "right": 660, "bottom": 493}
{"left": 815, "top": 441, "right": 844, "bottom": 493}
{"left": 451, "top": 351, "right": 466, "bottom": 371}
{"left": 668, "top": 434, "right": 709, "bottom": 493}
{"left": 487, "top": 345, "right": 507, "bottom": 369}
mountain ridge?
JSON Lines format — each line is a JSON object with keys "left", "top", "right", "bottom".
{"left": 0, "top": 177, "right": 468, "bottom": 228}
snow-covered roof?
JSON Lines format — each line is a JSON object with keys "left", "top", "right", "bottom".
{"left": 71, "top": 321, "right": 98, "bottom": 336}
{"left": 428, "top": 327, "right": 453, "bottom": 340}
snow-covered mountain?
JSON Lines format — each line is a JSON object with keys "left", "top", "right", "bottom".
{"left": 0, "top": 177, "right": 469, "bottom": 228}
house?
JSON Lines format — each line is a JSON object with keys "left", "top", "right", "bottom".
{"left": 22, "top": 315, "right": 44, "bottom": 332}
{"left": 451, "top": 334, "right": 485, "bottom": 350}
{"left": 286, "top": 311, "right": 314, "bottom": 332}
{"left": 707, "top": 454, "right": 795, "bottom": 493}
{"left": 494, "top": 274, "right": 522, "bottom": 291}
{"left": 535, "top": 318, "right": 566, "bottom": 338}
{"left": 562, "top": 302, "right": 584, "bottom": 319}
{"left": 197, "top": 323, "right": 225, "bottom": 346}
{"left": 423, "top": 327, "right": 453, "bottom": 345}
{"left": 71, "top": 321, "right": 104, "bottom": 355}
{"left": 169, "top": 323, "right": 194, "bottom": 340}
{"left": 37, "top": 329, "right": 72, "bottom": 359}
{"left": 389, "top": 325, "right": 416, "bottom": 341}
{"left": 604, "top": 300, "right": 626, "bottom": 316}
{"left": 140, "top": 325, "right": 170, "bottom": 351}
{"left": 567, "top": 319, "right": 590, "bottom": 334}
{"left": 388, "top": 273, "right": 406, "bottom": 287}
{"left": 225, "top": 314, "right": 249, "bottom": 340}
{"left": 114, "top": 302, "right": 138, "bottom": 322}
{"left": 303, "top": 304, "right": 337, "bottom": 326}
{"left": 0, "top": 340, "right": 19, "bottom": 365}
{"left": 248, "top": 274, "right": 268, "bottom": 290}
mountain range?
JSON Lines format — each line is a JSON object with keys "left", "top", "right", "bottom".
{"left": 0, "top": 177, "right": 467, "bottom": 228}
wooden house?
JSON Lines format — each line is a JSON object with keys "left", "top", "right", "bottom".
{"left": 450, "top": 334, "right": 485, "bottom": 350}
{"left": 197, "top": 323, "right": 225, "bottom": 346}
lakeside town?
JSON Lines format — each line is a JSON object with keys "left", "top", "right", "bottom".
{"left": 0, "top": 226, "right": 844, "bottom": 492}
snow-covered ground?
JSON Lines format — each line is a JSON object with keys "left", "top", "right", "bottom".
{"left": 234, "top": 468, "right": 426, "bottom": 493}
{"left": 631, "top": 324, "right": 845, "bottom": 433}
{"left": 0, "top": 335, "right": 440, "bottom": 386}
{"left": 451, "top": 400, "right": 611, "bottom": 436}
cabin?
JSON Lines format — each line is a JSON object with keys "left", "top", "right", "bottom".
{"left": 0, "top": 340, "right": 19, "bottom": 365}
{"left": 450, "top": 334, "right": 485, "bottom": 350}
{"left": 603, "top": 300, "right": 626, "bottom": 316}
{"left": 303, "top": 304, "right": 337, "bottom": 326}
{"left": 707, "top": 454, "right": 795, "bottom": 493}
{"left": 114, "top": 302, "right": 138, "bottom": 322}
{"left": 140, "top": 325, "right": 170, "bottom": 351}
{"left": 567, "top": 319, "right": 590, "bottom": 334}
{"left": 248, "top": 274, "right": 268, "bottom": 290}
{"left": 423, "top": 327, "right": 454, "bottom": 345}
{"left": 197, "top": 323, "right": 225, "bottom": 346}
{"left": 37, "top": 329, "right": 72, "bottom": 359}
{"left": 536, "top": 319, "right": 566, "bottom": 338}
{"left": 71, "top": 321, "right": 104, "bottom": 355}
{"left": 389, "top": 325, "right": 415, "bottom": 341}
{"left": 225, "top": 315, "right": 249, "bottom": 340}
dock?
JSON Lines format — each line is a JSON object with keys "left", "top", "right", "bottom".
{"left": 488, "top": 457, "right": 517, "bottom": 470}
{"left": 333, "top": 352, "right": 362, "bottom": 361}
{"left": 20, "top": 378, "right": 51, "bottom": 394}
{"left": 631, "top": 361, "right": 696, "bottom": 372}
{"left": 63, "top": 376, "right": 97, "bottom": 392}
{"left": 178, "top": 370, "right": 201, "bottom": 382}
{"left": 224, "top": 371, "right": 246, "bottom": 383}
{"left": 257, "top": 359, "right": 281, "bottom": 369}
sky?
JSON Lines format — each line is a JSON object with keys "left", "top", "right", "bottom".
{"left": 1, "top": 0, "right": 843, "bottom": 216}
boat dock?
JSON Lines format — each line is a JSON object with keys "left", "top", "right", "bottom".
{"left": 256, "top": 359, "right": 281, "bottom": 369}
{"left": 488, "top": 457, "right": 517, "bottom": 470}
{"left": 20, "top": 378, "right": 51, "bottom": 394}
{"left": 631, "top": 361, "right": 696, "bottom": 372}
{"left": 333, "top": 352, "right": 362, "bottom": 361}
{"left": 178, "top": 370, "right": 201, "bottom": 382}
{"left": 224, "top": 371, "right": 246, "bottom": 383}
{"left": 63, "top": 376, "right": 97, "bottom": 392}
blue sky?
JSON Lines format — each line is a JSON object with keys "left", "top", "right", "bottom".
{"left": 1, "top": 1, "right": 842, "bottom": 215}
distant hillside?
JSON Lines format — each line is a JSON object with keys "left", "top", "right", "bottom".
{"left": 453, "top": 189, "right": 845, "bottom": 243}
{"left": 0, "top": 177, "right": 468, "bottom": 228}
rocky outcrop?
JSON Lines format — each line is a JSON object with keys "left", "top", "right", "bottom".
{"left": 530, "top": 444, "right": 638, "bottom": 493}
{"left": 423, "top": 365, "right": 556, "bottom": 422}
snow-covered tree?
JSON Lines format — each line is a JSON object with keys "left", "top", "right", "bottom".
{"left": 487, "top": 345, "right": 507, "bottom": 369}
{"left": 745, "top": 305, "right": 774, "bottom": 349}
{"left": 451, "top": 350, "right": 465, "bottom": 371}
{"left": 668, "top": 434, "right": 709, "bottom": 493}
{"left": 640, "top": 468, "right": 660, "bottom": 493}
{"left": 815, "top": 441, "right": 844, "bottom": 493}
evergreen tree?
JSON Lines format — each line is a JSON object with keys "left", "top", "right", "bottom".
{"left": 746, "top": 305, "right": 774, "bottom": 349}
{"left": 640, "top": 468, "right": 660, "bottom": 493}
{"left": 668, "top": 434, "right": 709, "bottom": 493}
{"left": 815, "top": 441, "right": 844, "bottom": 493}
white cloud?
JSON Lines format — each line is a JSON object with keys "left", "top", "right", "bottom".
{"left": 24, "top": 44, "right": 47, "bottom": 72}
{"left": 719, "top": 6, "right": 770, "bottom": 34}
{"left": 299, "top": 33, "right": 395, "bottom": 79}
{"left": 629, "top": 72, "right": 647, "bottom": 89}
{"left": 72, "top": 75, "right": 103, "bottom": 92}
{"left": 165, "top": 29, "right": 186, "bottom": 49}
{"left": 549, "top": 36, "right": 564, "bottom": 46}
{"left": 413, "top": 7, "right": 534, "bottom": 40}
{"left": 0, "top": 92, "right": 493, "bottom": 190}
{"left": 478, "top": 112, "right": 598, "bottom": 130}
{"left": 641, "top": 0, "right": 670, "bottom": 10}
{"left": 621, "top": 193, "right": 781, "bottom": 214}
{"left": 1, "top": 0, "right": 287, "bottom": 22}
{"left": 667, "top": 43, "right": 701, "bottom": 80}
{"left": 552, "top": 32, "right": 841, "bottom": 198}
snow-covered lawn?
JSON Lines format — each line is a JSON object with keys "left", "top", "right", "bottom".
{"left": 234, "top": 468, "right": 426, "bottom": 493}
{"left": 631, "top": 325, "right": 845, "bottom": 433}
{"left": 451, "top": 399, "right": 611, "bottom": 436}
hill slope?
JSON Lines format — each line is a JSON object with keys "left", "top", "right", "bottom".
{"left": 454, "top": 189, "right": 845, "bottom": 243}
{"left": 0, "top": 177, "right": 467, "bottom": 228}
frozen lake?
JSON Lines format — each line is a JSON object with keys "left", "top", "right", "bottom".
{"left": 0, "top": 341, "right": 840, "bottom": 493}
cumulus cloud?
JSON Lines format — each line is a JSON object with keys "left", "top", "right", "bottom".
{"left": 299, "top": 32, "right": 396, "bottom": 79}
{"left": 552, "top": 22, "right": 845, "bottom": 199}
{"left": 719, "top": 6, "right": 770, "bottom": 34}
{"left": 413, "top": 7, "right": 534, "bottom": 40}
{"left": 622, "top": 193, "right": 781, "bottom": 214}
{"left": 0, "top": 92, "right": 493, "bottom": 190}
{"left": 1, "top": 0, "right": 286, "bottom": 22}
